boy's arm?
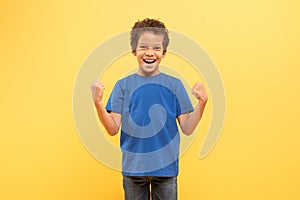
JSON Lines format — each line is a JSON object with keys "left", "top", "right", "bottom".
{"left": 177, "top": 82, "right": 208, "bottom": 136}
{"left": 91, "top": 81, "right": 121, "bottom": 136}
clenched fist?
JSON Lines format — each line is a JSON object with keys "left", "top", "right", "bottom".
{"left": 90, "top": 81, "right": 105, "bottom": 103}
{"left": 192, "top": 82, "right": 208, "bottom": 104}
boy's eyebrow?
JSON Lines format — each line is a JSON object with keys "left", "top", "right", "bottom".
{"left": 138, "top": 43, "right": 163, "bottom": 46}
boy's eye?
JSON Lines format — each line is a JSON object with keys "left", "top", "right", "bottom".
{"left": 138, "top": 45, "right": 147, "bottom": 49}
{"left": 137, "top": 46, "right": 162, "bottom": 51}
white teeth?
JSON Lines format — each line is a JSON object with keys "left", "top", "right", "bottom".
{"left": 143, "top": 59, "right": 156, "bottom": 64}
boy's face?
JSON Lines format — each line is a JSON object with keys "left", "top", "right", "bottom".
{"left": 133, "top": 31, "right": 166, "bottom": 76}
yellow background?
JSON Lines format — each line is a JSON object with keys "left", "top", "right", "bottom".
{"left": 1, "top": 0, "right": 300, "bottom": 199}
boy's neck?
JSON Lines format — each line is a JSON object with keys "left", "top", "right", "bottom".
{"left": 137, "top": 70, "right": 161, "bottom": 77}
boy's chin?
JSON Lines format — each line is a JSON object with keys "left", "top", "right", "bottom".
{"left": 143, "top": 63, "right": 156, "bottom": 67}
{"left": 140, "top": 65, "right": 159, "bottom": 72}
{"left": 139, "top": 65, "right": 159, "bottom": 74}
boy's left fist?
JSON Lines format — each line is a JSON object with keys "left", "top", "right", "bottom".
{"left": 192, "top": 82, "right": 208, "bottom": 104}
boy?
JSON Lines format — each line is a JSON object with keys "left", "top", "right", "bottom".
{"left": 91, "top": 18, "right": 208, "bottom": 200}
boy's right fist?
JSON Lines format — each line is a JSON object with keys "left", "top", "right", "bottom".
{"left": 90, "top": 81, "right": 105, "bottom": 103}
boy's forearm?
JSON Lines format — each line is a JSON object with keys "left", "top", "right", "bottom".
{"left": 94, "top": 101, "right": 119, "bottom": 135}
{"left": 181, "top": 101, "right": 207, "bottom": 135}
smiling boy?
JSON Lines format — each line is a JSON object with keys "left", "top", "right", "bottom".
{"left": 91, "top": 18, "right": 208, "bottom": 200}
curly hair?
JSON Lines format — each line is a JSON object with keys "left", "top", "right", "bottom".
{"left": 130, "top": 18, "right": 169, "bottom": 53}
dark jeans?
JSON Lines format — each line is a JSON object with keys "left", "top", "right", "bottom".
{"left": 123, "top": 176, "right": 177, "bottom": 200}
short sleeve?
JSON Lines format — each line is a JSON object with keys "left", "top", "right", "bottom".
{"left": 105, "top": 81, "right": 124, "bottom": 114}
{"left": 175, "top": 80, "right": 194, "bottom": 116}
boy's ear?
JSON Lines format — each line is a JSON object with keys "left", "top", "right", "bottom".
{"left": 162, "top": 51, "right": 167, "bottom": 58}
{"left": 132, "top": 50, "right": 136, "bottom": 56}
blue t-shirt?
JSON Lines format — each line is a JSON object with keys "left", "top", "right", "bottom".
{"left": 106, "top": 73, "right": 193, "bottom": 177}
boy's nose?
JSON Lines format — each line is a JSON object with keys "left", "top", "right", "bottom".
{"left": 145, "top": 48, "right": 154, "bottom": 56}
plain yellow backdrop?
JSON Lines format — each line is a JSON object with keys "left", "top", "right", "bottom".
{"left": 1, "top": 0, "right": 300, "bottom": 199}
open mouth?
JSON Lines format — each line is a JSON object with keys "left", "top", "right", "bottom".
{"left": 143, "top": 59, "right": 156, "bottom": 64}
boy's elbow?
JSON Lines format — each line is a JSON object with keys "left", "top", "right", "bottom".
{"left": 181, "top": 127, "right": 194, "bottom": 136}
{"left": 106, "top": 127, "right": 119, "bottom": 136}
{"left": 182, "top": 130, "right": 193, "bottom": 136}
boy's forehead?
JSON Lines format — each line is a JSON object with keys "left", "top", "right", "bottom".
{"left": 138, "top": 32, "right": 163, "bottom": 45}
